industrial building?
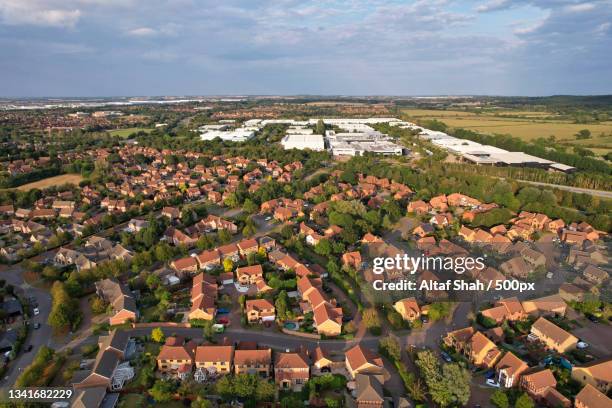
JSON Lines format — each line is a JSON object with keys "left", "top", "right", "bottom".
{"left": 281, "top": 134, "right": 325, "bottom": 151}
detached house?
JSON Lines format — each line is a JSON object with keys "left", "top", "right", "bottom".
{"left": 575, "top": 384, "right": 612, "bottom": 408}
{"left": 245, "top": 299, "right": 275, "bottom": 323}
{"left": 571, "top": 359, "right": 612, "bottom": 394}
{"left": 529, "top": 317, "right": 578, "bottom": 353}
{"left": 345, "top": 344, "right": 384, "bottom": 379}
{"left": 496, "top": 351, "right": 529, "bottom": 388}
{"left": 236, "top": 265, "right": 264, "bottom": 286}
{"left": 274, "top": 350, "right": 310, "bottom": 391}
{"left": 393, "top": 297, "right": 421, "bottom": 322}
{"left": 95, "top": 279, "right": 138, "bottom": 326}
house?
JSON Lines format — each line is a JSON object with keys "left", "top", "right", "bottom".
{"left": 73, "top": 331, "right": 134, "bottom": 391}
{"left": 72, "top": 387, "right": 118, "bottom": 408}
{"left": 459, "top": 226, "right": 476, "bottom": 242}
{"left": 236, "top": 265, "right": 264, "bottom": 286}
{"left": 170, "top": 256, "right": 199, "bottom": 274}
{"left": 413, "top": 223, "right": 434, "bottom": 237}
{"left": 345, "top": 344, "right": 384, "bottom": 379}
{"left": 237, "top": 238, "right": 259, "bottom": 256}
{"left": 189, "top": 273, "right": 218, "bottom": 321}
{"left": 195, "top": 345, "right": 234, "bottom": 375}
{"left": 161, "top": 206, "right": 180, "bottom": 220}
{"left": 500, "top": 257, "right": 532, "bottom": 279}
{"left": 313, "top": 346, "right": 333, "bottom": 372}
{"left": 196, "top": 250, "right": 221, "bottom": 271}
{"left": 274, "top": 350, "right": 310, "bottom": 391}
{"left": 520, "top": 369, "right": 569, "bottom": 406}
{"left": 465, "top": 331, "right": 502, "bottom": 368}
{"left": 429, "top": 195, "right": 448, "bottom": 211}
{"left": 558, "top": 283, "right": 587, "bottom": 302}
{"left": 521, "top": 294, "right": 567, "bottom": 316}
{"left": 94, "top": 279, "right": 138, "bottom": 326}
{"left": 583, "top": 265, "right": 609, "bottom": 285}
{"left": 496, "top": 352, "right": 529, "bottom": 388}
{"left": 529, "top": 317, "right": 578, "bottom": 353}
{"left": 575, "top": 384, "right": 612, "bottom": 408}
{"left": 520, "top": 247, "right": 546, "bottom": 268}
{"left": 353, "top": 374, "right": 385, "bottom": 408}
{"left": 393, "top": 298, "right": 421, "bottom": 322}
{"left": 157, "top": 336, "right": 196, "bottom": 377}
{"left": 245, "top": 299, "right": 275, "bottom": 323}
{"left": 407, "top": 200, "right": 430, "bottom": 215}
{"left": 342, "top": 251, "right": 362, "bottom": 270}
{"left": 571, "top": 359, "right": 612, "bottom": 394}
{"left": 313, "top": 302, "right": 343, "bottom": 337}
{"left": 480, "top": 297, "right": 526, "bottom": 324}
{"left": 234, "top": 348, "right": 272, "bottom": 377}
{"left": 444, "top": 327, "right": 502, "bottom": 368}
{"left": 217, "top": 243, "right": 240, "bottom": 261}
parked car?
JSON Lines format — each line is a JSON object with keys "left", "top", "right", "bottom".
{"left": 32, "top": 308, "right": 40, "bottom": 316}
{"left": 25, "top": 345, "right": 33, "bottom": 352}
{"left": 440, "top": 352, "right": 452, "bottom": 363}
{"left": 420, "top": 315, "right": 429, "bottom": 323}
{"left": 484, "top": 370, "right": 496, "bottom": 379}
{"left": 34, "top": 323, "right": 40, "bottom": 330}
{"left": 577, "top": 341, "right": 589, "bottom": 349}
{"left": 342, "top": 316, "right": 353, "bottom": 323}
{"left": 217, "top": 308, "right": 230, "bottom": 314}
{"left": 486, "top": 379, "right": 500, "bottom": 387}
{"left": 217, "top": 317, "right": 230, "bottom": 325}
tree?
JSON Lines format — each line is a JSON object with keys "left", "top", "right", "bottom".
{"left": 223, "top": 258, "right": 234, "bottom": 273}
{"left": 218, "top": 229, "right": 232, "bottom": 244}
{"left": 202, "top": 320, "right": 214, "bottom": 341}
{"left": 90, "top": 297, "right": 107, "bottom": 315}
{"left": 440, "top": 363, "right": 471, "bottom": 406}
{"left": 379, "top": 337, "right": 401, "bottom": 361}
{"left": 149, "top": 379, "right": 175, "bottom": 403}
{"left": 362, "top": 308, "right": 381, "bottom": 335}
{"left": 191, "top": 397, "right": 213, "bottom": 408}
{"left": 151, "top": 327, "right": 165, "bottom": 343}
{"left": 514, "top": 393, "right": 535, "bottom": 408}
{"left": 243, "top": 199, "right": 258, "bottom": 214}
{"left": 275, "top": 290, "right": 289, "bottom": 320}
{"left": 575, "top": 129, "right": 591, "bottom": 139}
{"left": 314, "top": 239, "right": 332, "bottom": 256}
{"left": 491, "top": 390, "right": 510, "bottom": 408}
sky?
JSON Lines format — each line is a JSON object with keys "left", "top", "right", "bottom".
{"left": 0, "top": 0, "right": 610, "bottom": 97}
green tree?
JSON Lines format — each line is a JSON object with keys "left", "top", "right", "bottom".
{"left": 149, "top": 379, "right": 175, "bottom": 403}
{"left": 223, "top": 258, "right": 234, "bottom": 273}
{"left": 514, "top": 393, "right": 535, "bottom": 408}
{"left": 151, "top": 327, "right": 165, "bottom": 343}
{"left": 491, "top": 390, "right": 510, "bottom": 408}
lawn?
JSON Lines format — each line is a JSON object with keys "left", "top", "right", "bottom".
{"left": 15, "top": 174, "right": 83, "bottom": 191}
{"left": 108, "top": 127, "right": 154, "bottom": 138}
{"left": 401, "top": 108, "right": 612, "bottom": 151}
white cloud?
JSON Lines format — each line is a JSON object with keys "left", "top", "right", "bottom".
{"left": 565, "top": 3, "right": 596, "bottom": 13}
{"left": 0, "top": 1, "right": 82, "bottom": 27}
{"left": 476, "top": 0, "right": 512, "bottom": 13}
{"left": 127, "top": 27, "right": 157, "bottom": 36}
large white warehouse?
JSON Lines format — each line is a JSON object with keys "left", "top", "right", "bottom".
{"left": 281, "top": 134, "right": 325, "bottom": 151}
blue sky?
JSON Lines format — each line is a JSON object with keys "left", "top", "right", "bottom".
{"left": 0, "top": 0, "right": 610, "bottom": 96}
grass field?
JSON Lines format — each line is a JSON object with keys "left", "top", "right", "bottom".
{"left": 402, "top": 109, "right": 612, "bottom": 154}
{"left": 15, "top": 174, "right": 83, "bottom": 191}
{"left": 108, "top": 127, "right": 153, "bottom": 138}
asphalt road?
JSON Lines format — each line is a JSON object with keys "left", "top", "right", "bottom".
{"left": 0, "top": 263, "right": 54, "bottom": 388}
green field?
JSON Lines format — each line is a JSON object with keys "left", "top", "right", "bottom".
{"left": 108, "top": 127, "right": 153, "bottom": 138}
{"left": 402, "top": 108, "right": 612, "bottom": 156}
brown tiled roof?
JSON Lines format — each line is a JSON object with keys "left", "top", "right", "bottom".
{"left": 575, "top": 384, "right": 612, "bottom": 408}
{"left": 234, "top": 349, "right": 271, "bottom": 365}
{"left": 195, "top": 345, "right": 234, "bottom": 363}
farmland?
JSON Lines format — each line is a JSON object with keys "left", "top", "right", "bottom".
{"left": 401, "top": 109, "right": 612, "bottom": 153}
{"left": 15, "top": 174, "right": 84, "bottom": 191}
{"left": 108, "top": 127, "right": 153, "bottom": 138}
